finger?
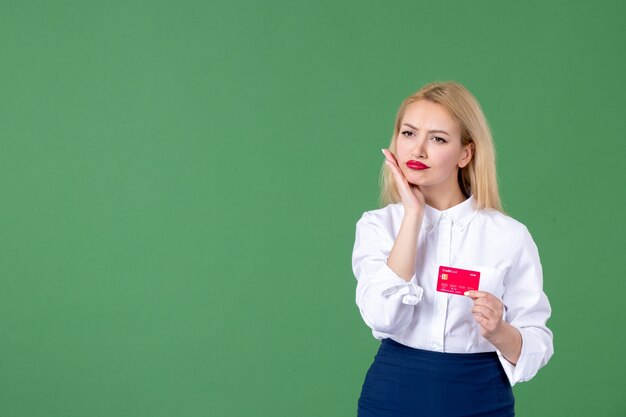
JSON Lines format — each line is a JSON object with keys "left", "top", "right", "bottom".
{"left": 381, "top": 149, "right": 398, "bottom": 165}
{"left": 464, "top": 290, "right": 489, "bottom": 299}
{"left": 472, "top": 312, "right": 489, "bottom": 326}
{"left": 381, "top": 148, "right": 399, "bottom": 165}
{"left": 473, "top": 296, "right": 495, "bottom": 307}
{"left": 383, "top": 154, "right": 400, "bottom": 171}
{"left": 475, "top": 296, "right": 503, "bottom": 313}
{"left": 472, "top": 293, "right": 504, "bottom": 316}
{"left": 472, "top": 305, "right": 497, "bottom": 318}
{"left": 381, "top": 150, "right": 408, "bottom": 185}
{"left": 382, "top": 149, "right": 426, "bottom": 208}
{"left": 384, "top": 160, "right": 409, "bottom": 189}
{"left": 472, "top": 314, "right": 496, "bottom": 335}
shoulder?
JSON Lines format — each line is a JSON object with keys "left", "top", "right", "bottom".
{"left": 357, "top": 203, "right": 403, "bottom": 224}
{"left": 476, "top": 208, "right": 527, "bottom": 230}
{"left": 354, "top": 203, "right": 404, "bottom": 240}
{"left": 474, "top": 208, "right": 534, "bottom": 242}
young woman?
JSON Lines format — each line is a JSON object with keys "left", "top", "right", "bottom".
{"left": 352, "top": 81, "right": 553, "bottom": 417}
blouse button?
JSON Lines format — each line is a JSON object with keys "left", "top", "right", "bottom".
{"left": 426, "top": 225, "right": 433, "bottom": 231}
{"left": 402, "top": 294, "right": 420, "bottom": 305}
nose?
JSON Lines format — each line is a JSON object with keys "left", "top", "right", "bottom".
{"left": 411, "top": 135, "right": 428, "bottom": 159}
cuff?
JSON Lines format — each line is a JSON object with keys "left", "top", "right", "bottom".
{"left": 374, "top": 262, "right": 424, "bottom": 305}
{"left": 496, "top": 327, "right": 548, "bottom": 386}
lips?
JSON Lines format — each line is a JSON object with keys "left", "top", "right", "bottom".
{"left": 406, "top": 160, "right": 429, "bottom": 170}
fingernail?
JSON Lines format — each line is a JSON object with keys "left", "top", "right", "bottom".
{"left": 381, "top": 149, "right": 386, "bottom": 155}
{"left": 464, "top": 291, "right": 470, "bottom": 296}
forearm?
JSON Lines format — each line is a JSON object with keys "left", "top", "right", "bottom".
{"left": 489, "top": 322, "right": 522, "bottom": 365}
{"left": 386, "top": 211, "right": 423, "bottom": 282}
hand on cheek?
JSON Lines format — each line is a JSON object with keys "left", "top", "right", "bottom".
{"left": 381, "top": 148, "right": 425, "bottom": 213}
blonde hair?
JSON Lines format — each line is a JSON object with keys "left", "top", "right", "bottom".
{"left": 380, "top": 81, "right": 502, "bottom": 211}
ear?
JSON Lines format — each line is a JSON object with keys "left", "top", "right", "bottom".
{"left": 458, "top": 142, "right": 474, "bottom": 168}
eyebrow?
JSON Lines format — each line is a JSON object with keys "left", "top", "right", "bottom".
{"left": 401, "top": 123, "right": 450, "bottom": 136}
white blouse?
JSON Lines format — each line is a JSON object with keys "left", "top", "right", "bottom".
{"left": 352, "top": 196, "right": 553, "bottom": 385}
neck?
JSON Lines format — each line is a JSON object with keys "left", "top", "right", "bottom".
{"left": 422, "top": 187, "right": 467, "bottom": 211}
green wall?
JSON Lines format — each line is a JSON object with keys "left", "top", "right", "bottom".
{"left": 2, "top": 1, "right": 624, "bottom": 416}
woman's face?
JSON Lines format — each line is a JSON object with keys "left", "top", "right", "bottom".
{"left": 395, "top": 100, "right": 473, "bottom": 194}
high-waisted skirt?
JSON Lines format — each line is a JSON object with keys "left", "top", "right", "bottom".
{"left": 358, "top": 338, "right": 515, "bottom": 417}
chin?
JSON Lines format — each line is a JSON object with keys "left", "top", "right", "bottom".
{"left": 404, "top": 172, "right": 427, "bottom": 185}
{"left": 406, "top": 178, "right": 426, "bottom": 187}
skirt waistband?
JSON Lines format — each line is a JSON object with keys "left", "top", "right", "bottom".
{"left": 380, "top": 338, "right": 499, "bottom": 364}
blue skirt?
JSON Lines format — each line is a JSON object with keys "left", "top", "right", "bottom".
{"left": 358, "top": 338, "right": 514, "bottom": 417}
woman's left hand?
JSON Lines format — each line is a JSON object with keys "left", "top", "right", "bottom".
{"left": 465, "top": 290, "right": 505, "bottom": 342}
{"left": 465, "top": 290, "right": 522, "bottom": 364}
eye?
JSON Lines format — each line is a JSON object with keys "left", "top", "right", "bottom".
{"left": 432, "top": 136, "right": 447, "bottom": 144}
{"left": 401, "top": 130, "right": 415, "bottom": 137}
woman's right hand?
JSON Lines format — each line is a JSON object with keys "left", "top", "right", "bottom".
{"left": 382, "top": 148, "right": 425, "bottom": 216}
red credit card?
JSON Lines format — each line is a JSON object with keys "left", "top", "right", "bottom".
{"left": 436, "top": 266, "right": 480, "bottom": 295}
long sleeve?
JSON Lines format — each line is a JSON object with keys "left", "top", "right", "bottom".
{"left": 497, "top": 225, "right": 554, "bottom": 385}
{"left": 352, "top": 211, "right": 424, "bottom": 335}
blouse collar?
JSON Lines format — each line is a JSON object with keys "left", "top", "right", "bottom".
{"left": 423, "top": 195, "right": 477, "bottom": 230}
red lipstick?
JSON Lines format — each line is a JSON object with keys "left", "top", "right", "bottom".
{"left": 406, "top": 160, "right": 429, "bottom": 170}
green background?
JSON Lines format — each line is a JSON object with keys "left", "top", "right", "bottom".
{"left": 1, "top": 1, "right": 624, "bottom": 416}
